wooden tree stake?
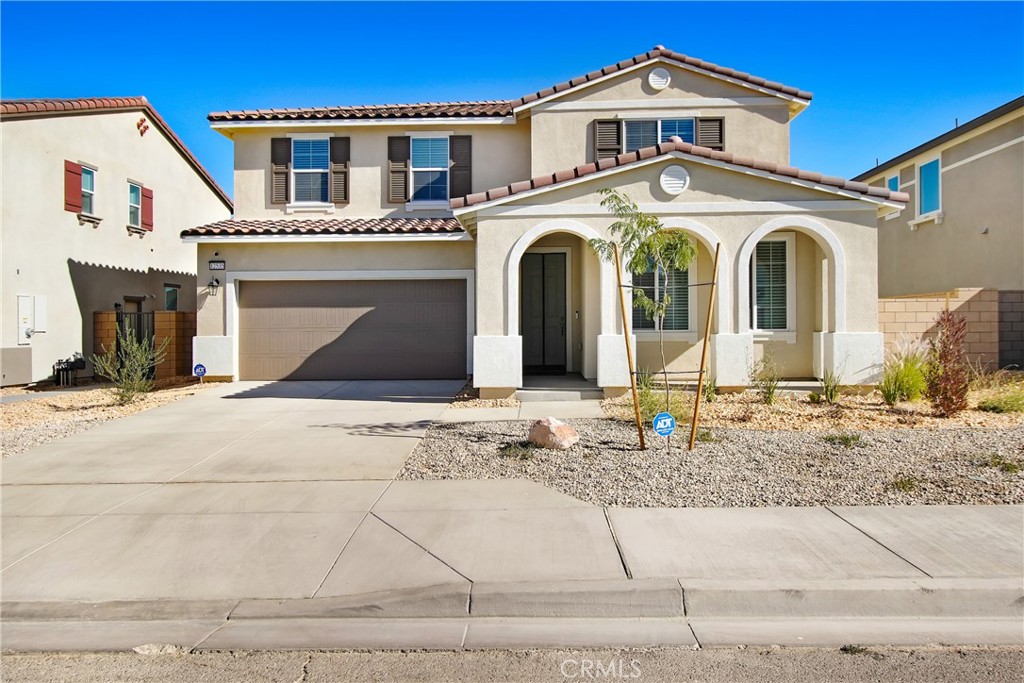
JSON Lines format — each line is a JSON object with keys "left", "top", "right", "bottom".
{"left": 689, "top": 243, "right": 721, "bottom": 451}
{"left": 614, "top": 243, "right": 646, "bottom": 450}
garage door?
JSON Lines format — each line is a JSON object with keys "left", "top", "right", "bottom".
{"left": 238, "top": 279, "right": 466, "bottom": 380}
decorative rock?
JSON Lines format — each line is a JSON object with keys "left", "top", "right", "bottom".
{"left": 528, "top": 417, "right": 580, "bottom": 450}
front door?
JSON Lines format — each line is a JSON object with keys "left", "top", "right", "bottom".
{"left": 520, "top": 252, "right": 566, "bottom": 375}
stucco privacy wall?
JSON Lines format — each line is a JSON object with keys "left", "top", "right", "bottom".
{"left": 467, "top": 155, "right": 884, "bottom": 386}
{"left": 231, "top": 124, "right": 531, "bottom": 220}
{"left": 872, "top": 114, "right": 1024, "bottom": 296}
{"left": 528, "top": 63, "right": 793, "bottom": 176}
{"left": 878, "top": 289, "right": 1000, "bottom": 368}
{"left": 2, "top": 111, "right": 229, "bottom": 381}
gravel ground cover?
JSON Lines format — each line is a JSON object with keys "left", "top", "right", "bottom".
{"left": 1, "top": 378, "right": 212, "bottom": 458}
{"left": 401, "top": 418, "right": 1024, "bottom": 507}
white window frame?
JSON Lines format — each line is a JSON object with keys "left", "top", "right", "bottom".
{"left": 80, "top": 165, "right": 97, "bottom": 216}
{"left": 885, "top": 173, "right": 900, "bottom": 193}
{"left": 287, "top": 134, "right": 332, "bottom": 208}
{"left": 633, "top": 259, "right": 698, "bottom": 342}
{"left": 623, "top": 117, "right": 697, "bottom": 152}
{"left": 408, "top": 133, "right": 451, "bottom": 207}
{"left": 751, "top": 232, "right": 796, "bottom": 343}
{"left": 127, "top": 181, "right": 142, "bottom": 228}
{"left": 915, "top": 156, "right": 942, "bottom": 219}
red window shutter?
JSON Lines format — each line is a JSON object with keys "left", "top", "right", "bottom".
{"left": 141, "top": 187, "right": 154, "bottom": 231}
{"left": 64, "top": 160, "right": 83, "bottom": 212}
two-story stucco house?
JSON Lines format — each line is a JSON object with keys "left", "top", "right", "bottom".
{"left": 1, "top": 97, "right": 233, "bottom": 385}
{"left": 855, "top": 96, "right": 1024, "bottom": 369}
{"left": 183, "top": 45, "right": 906, "bottom": 396}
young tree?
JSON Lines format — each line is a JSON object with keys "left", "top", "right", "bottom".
{"left": 92, "top": 325, "right": 170, "bottom": 405}
{"left": 589, "top": 188, "right": 696, "bottom": 418}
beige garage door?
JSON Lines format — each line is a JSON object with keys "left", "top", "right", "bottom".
{"left": 238, "top": 279, "right": 467, "bottom": 380}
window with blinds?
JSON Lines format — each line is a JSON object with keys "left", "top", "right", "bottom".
{"left": 754, "top": 241, "right": 788, "bottom": 330}
{"left": 624, "top": 119, "right": 696, "bottom": 152}
{"left": 411, "top": 137, "right": 450, "bottom": 201}
{"left": 632, "top": 266, "right": 690, "bottom": 331}
{"left": 292, "top": 139, "right": 330, "bottom": 203}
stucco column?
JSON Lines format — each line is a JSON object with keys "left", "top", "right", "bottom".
{"left": 709, "top": 333, "right": 754, "bottom": 388}
{"left": 813, "top": 332, "right": 884, "bottom": 385}
{"left": 472, "top": 335, "right": 522, "bottom": 394}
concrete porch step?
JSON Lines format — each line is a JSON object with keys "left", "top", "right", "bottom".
{"left": 517, "top": 388, "right": 605, "bottom": 402}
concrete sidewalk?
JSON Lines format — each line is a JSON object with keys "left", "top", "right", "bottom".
{"left": 2, "top": 381, "right": 1022, "bottom": 651}
{"left": 437, "top": 400, "right": 606, "bottom": 422}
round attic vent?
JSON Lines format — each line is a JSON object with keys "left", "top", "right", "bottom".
{"left": 660, "top": 165, "right": 690, "bottom": 196}
{"left": 648, "top": 67, "right": 671, "bottom": 90}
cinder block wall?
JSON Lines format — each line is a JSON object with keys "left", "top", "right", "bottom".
{"left": 877, "top": 288, "right": 999, "bottom": 368}
{"left": 999, "top": 291, "right": 1024, "bottom": 369}
{"left": 93, "top": 311, "right": 196, "bottom": 380}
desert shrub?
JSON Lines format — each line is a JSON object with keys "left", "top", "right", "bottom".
{"left": 977, "top": 453, "right": 1021, "bottom": 474}
{"left": 751, "top": 354, "right": 781, "bottom": 405}
{"left": 637, "top": 384, "right": 690, "bottom": 424}
{"left": 823, "top": 432, "right": 862, "bottom": 448}
{"left": 635, "top": 367, "right": 654, "bottom": 392}
{"left": 91, "top": 327, "right": 169, "bottom": 405}
{"left": 878, "top": 338, "right": 929, "bottom": 407}
{"left": 702, "top": 374, "right": 718, "bottom": 403}
{"left": 926, "top": 311, "right": 969, "bottom": 416}
{"left": 808, "top": 391, "right": 822, "bottom": 404}
{"left": 977, "top": 389, "right": 1024, "bottom": 414}
{"left": 888, "top": 475, "right": 920, "bottom": 493}
{"left": 821, "top": 369, "right": 842, "bottom": 405}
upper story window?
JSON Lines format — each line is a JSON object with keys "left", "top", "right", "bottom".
{"left": 751, "top": 235, "right": 795, "bottom": 335}
{"left": 917, "top": 158, "right": 941, "bottom": 216}
{"left": 633, "top": 264, "right": 691, "bottom": 332}
{"left": 886, "top": 174, "right": 900, "bottom": 193}
{"left": 81, "top": 167, "right": 96, "bottom": 215}
{"left": 411, "top": 137, "right": 450, "bottom": 201}
{"left": 291, "top": 138, "right": 330, "bottom": 203}
{"left": 624, "top": 119, "right": 696, "bottom": 152}
{"left": 128, "top": 182, "right": 142, "bottom": 228}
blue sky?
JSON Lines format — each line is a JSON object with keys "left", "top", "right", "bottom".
{"left": 3, "top": 2, "right": 1021, "bottom": 199}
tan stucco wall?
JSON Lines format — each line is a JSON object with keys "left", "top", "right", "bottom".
{"left": 195, "top": 241, "right": 475, "bottom": 337}
{"left": 1, "top": 112, "right": 230, "bottom": 382}
{"left": 863, "top": 113, "right": 1024, "bottom": 295}
{"left": 529, "top": 63, "right": 793, "bottom": 176}
{"left": 231, "top": 124, "right": 531, "bottom": 220}
{"left": 470, "top": 157, "right": 879, "bottom": 379}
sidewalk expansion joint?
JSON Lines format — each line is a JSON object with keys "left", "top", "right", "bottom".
{"left": 603, "top": 507, "right": 633, "bottom": 579}
{"left": 370, "top": 512, "right": 474, "bottom": 584}
{"left": 825, "top": 507, "right": 933, "bottom": 578}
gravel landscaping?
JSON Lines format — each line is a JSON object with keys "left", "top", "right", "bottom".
{"left": 401, "top": 419, "right": 1024, "bottom": 507}
{"left": 1, "top": 378, "right": 212, "bottom": 457}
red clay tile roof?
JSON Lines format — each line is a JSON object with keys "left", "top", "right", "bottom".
{"left": 451, "top": 138, "right": 909, "bottom": 210}
{"left": 180, "top": 217, "right": 464, "bottom": 238}
{"left": 208, "top": 101, "right": 514, "bottom": 122}
{"left": 206, "top": 45, "right": 810, "bottom": 122}
{"left": 1, "top": 97, "right": 232, "bottom": 210}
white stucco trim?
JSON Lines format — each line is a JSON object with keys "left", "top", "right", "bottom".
{"left": 523, "top": 246, "right": 573, "bottom": 372}
{"left": 534, "top": 97, "right": 788, "bottom": 113}
{"left": 453, "top": 151, "right": 904, "bottom": 216}
{"left": 182, "top": 233, "right": 472, "bottom": 244}
{"left": 505, "top": 219, "right": 617, "bottom": 337}
{"left": 225, "top": 269, "right": 476, "bottom": 380}
{"left": 475, "top": 200, "right": 877, "bottom": 218}
{"left": 658, "top": 218, "right": 732, "bottom": 333}
{"left": 736, "top": 216, "right": 847, "bottom": 335}
{"left": 211, "top": 117, "right": 515, "bottom": 132}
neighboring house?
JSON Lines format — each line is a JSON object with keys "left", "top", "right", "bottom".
{"left": 182, "top": 45, "right": 906, "bottom": 396}
{"left": 1, "top": 97, "right": 233, "bottom": 385}
{"left": 854, "top": 96, "right": 1024, "bottom": 369}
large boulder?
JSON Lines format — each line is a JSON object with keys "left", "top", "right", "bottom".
{"left": 528, "top": 417, "right": 579, "bottom": 450}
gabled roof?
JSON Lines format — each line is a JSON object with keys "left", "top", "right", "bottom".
{"left": 451, "top": 138, "right": 909, "bottom": 212}
{"left": 206, "top": 45, "right": 810, "bottom": 123}
{"left": 1, "top": 97, "right": 232, "bottom": 210}
{"left": 853, "top": 95, "right": 1024, "bottom": 181}
{"left": 180, "top": 217, "right": 463, "bottom": 238}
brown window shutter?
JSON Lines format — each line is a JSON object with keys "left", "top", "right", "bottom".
{"left": 330, "top": 137, "right": 351, "bottom": 205}
{"left": 696, "top": 118, "right": 725, "bottom": 150}
{"left": 270, "top": 138, "right": 291, "bottom": 204}
{"left": 449, "top": 135, "right": 472, "bottom": 200}
{"left": 141, "top": 187, "right": 154, "bottom": 231}
{"left": 387, "top": 136, "right": 410, "bottom": 203}
{"left": 64, "top": 160, "right": 83, "bottom": 212}
{"left": 594, "top": 120, "right": 622, "bottom": 160}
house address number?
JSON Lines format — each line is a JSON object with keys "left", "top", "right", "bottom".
{"left": 209, "top": 260, "right": 226, "bottom": 270}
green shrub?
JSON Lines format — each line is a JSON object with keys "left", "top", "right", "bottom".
{"left": 91, "top": 327, "right": 169, "bottom": 405}
{"left": 888, "top": 475, "right": 920, "bottom": 493}
{"left": 808, "top": 391, "right": 822, "bottom": 404}
{"left": 977, "top": 453, "right": 1021, "bottom": 474}
{"left": 977, "top": 390, "right": 1024, "bottom": 414}
{"left": 878, "top": 338, "right": 929, "bottom": 407}
{"left": 821, "top": 369, "right": 842, "bottom": 405}
{"left": 751, "top": 354, "right": 781, "bottom": 405}
{"left": 823, "top": 432, "right": 862, "bottom": 448}
{"left": 926, "top": 311, "right": 970, "bottom": 416}
{"left": 702, "top": 374, "right": 718, "bottom": 403}
{"left": 636, "top": 367, "right": 654, "bottom": 392}
{"left": 498, "top": 441, "right": 537, "bottom": 460}
{"left": 637, "top": 384, "right": 690, "bottom": 425}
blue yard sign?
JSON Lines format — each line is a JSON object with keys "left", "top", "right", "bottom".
{"left": 193, "top": 364, "right": 207, "bottom": 378}
{"left": 652, "top": 412, "right": 676, "bottom": 438}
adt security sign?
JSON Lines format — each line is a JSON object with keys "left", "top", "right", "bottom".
{"left": 193, "top": 363, "right": 207, "bottom": 378}
{"left": 652, "top": 412, "right": 676, "bottom": 437}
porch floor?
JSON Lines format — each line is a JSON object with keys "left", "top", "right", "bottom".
{"left": 518, "top": 374, "right": 603, "bottom": 402}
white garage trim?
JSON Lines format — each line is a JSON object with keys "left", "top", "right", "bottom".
{"left": 226, "top": 269, "right": 475, "bottom": 380}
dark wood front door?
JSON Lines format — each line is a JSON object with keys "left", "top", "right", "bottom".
{"left": 520, "top": 252, "right": 567, "bottom": 375}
